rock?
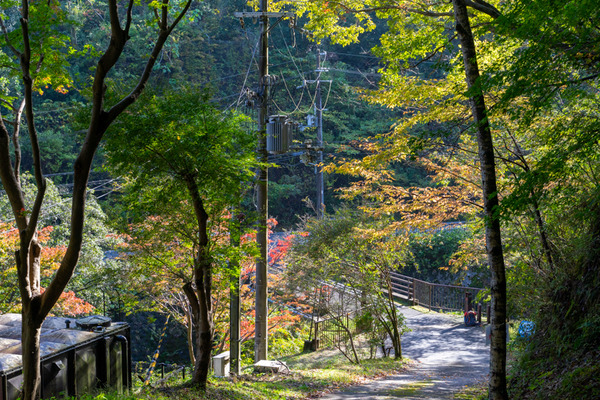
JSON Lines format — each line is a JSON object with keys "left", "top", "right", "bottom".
{"left": 253, "top": 360, "right": 290, "bottom": 374}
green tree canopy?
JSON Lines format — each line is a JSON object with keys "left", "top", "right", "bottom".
{"left": 104, "top": 88, "right": 259, "bottom": 388}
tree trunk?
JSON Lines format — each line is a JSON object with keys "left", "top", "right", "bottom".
{"left": 191, "top": 258, "right": 213, "bottom": 389}
{"left": 385, "top": 272, "right": 402, "bottom": 359}
{"left": 185, "top": 178, "right": 214, "bottom": 389}
{"left": 184, "top": 300, "right": 196, "bottom": 365}
{"left": 1, "top": 2, "right": 192, "bottom": 398}
{"left": 194, "top": 329, "right": 212, "bottom": 387}
{"left": 16, "top": 233, "right": 44, "bottom": 400}
{"left": 21, "top": 309, "right": 42, "bottom": 400}
{"left": 531, "top": 194, "right": 554, "bottom": 269}
{"left": 183, "top": 275, "right": 213, "bottom": 390}
{"left": 389, "top": 304, "right": 402, "bottom": 360}
{"left": 335, "top": 317, "right": 360, "bottom": 365}
{"left": 451, "top": 1, "right": 508, "bottom": 399}
{"left": 21, "top": 313, "right": 42, "bottom": 400}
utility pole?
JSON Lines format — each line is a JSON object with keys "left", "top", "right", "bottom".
{"left": 255, "top": 0, "right": 270, "bottom": 362}
{"left": 315, "top": 49, "right": 325, "bottom": 219}
{"left": 235, "top": 4, "right": 293, "bottom": 364}
{"left": 229, "top": 212, "right": 241, "bottom": 375}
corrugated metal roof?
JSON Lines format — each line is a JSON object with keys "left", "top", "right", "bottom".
{"left": 0, "top": 313, "right": 125, "bottom": 373}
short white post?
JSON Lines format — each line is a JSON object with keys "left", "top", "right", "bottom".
{"left": 213, "top": 351, "right": 231, "bottom": 377}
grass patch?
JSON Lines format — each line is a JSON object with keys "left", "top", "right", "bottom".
{"left": 388, "top": 380, "right": 433, "bottom": 396}
{"left": 453, "top": 381, "right": 488, "bottom": 399}
{"left": 408, "top": 303, "right": 463, "bottom": 317}
{"left": 77, "top": 347, "right": 411, "bottom": 400}
{"left": 143, "top": 352, "right": 410, "bottom": 399}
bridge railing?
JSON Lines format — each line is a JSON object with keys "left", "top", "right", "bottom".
{"left": 388, "top": 270, "right": 486, "bottom": 315}
{"left": 311, "top": 271, "right": 489, "bottom": 350}
{"left": 312, "top": 306, "right": 370, "bottom": 350}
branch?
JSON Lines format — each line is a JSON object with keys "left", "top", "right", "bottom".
{"left": 328, "top": 1, "right": 453, "bottom": 18}
{"left": 464, "top": 0, "right": 501, "bottom": 19}
{"left": 0, "top": 113, "right": 27, "bottom": 232}
{"left": 161, "top": 0, "right": 168, "bottom": 31}
{"left": 11, "top": 98, "right": 26, "bottom": 182}
{"left": 34, "top": 53, "right": 44, "bottom": 74}
{"left": 494, "top": 153, "right": 526, "bottom": 172}
{"left": 142, "top": 142, "right": 185, "bottom": 176}
{"left": 503, "top": 126, "right": 530, "bottom": 170}
{"left": 410, "top": 33, "right": 457, "bottom": 69}
{"left": 82, "top": 0, "right": 130, "bottom": 135}
{"left": 18, "top": 0, "right": 46, "bottom": 245}
{"left": 464, "top": 197, "right": 485, "bottom": 210}
{"left": 107, "top": 0, "right": 193, "bottom": 121}
{"left": 405, "top": 7, "right": 453, "bottom": 18}
{"left": 183, "top": 281, "right": 200, "bottom": 326}
{"left": 124, "top": 0, "right": 134, "bottom": 34}
{"left": 545, "top": 73, "right": 600, "bottom": 88}
{"left": 0, "top": 98, "right": 16, "bottom": 111}
{"left": 0, "top": 15, "right": 21, "bottom": 57}
{"left": 153, "top": 8, "right": 160, "bottom": 28}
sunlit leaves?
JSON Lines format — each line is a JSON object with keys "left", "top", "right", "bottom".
{"left": 104, "top": 88, "right": 263, "bottom": 371}
{"left": 105, "top": 89, "right": 258, "bottom": 212}
{"left": 0, "top": 0, "right": 75, "bottom": 97}
{"left": 41, "top": 288, "right": 95, "bottom": 317}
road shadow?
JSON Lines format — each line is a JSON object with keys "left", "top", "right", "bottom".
{"left": 321, "top": 306, "right": 490, "bottom": 399}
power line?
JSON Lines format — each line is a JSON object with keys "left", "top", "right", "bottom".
{"left": 328, "top": 51, "right": 380, "bottom": 59}
{"left": 229, "top": 35, "right": 260, "bottom": 112}
{"left": 327, "top": 68, "right": 381, "bottom": 78}
{"left": 0, "top": 178, "right": 122, "bottom": 225}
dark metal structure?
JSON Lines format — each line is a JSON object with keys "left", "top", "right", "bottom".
{"left": 388, "top": 270, "right": 486, "bottom": 314}
{"left": 266, "top": 115, "right": 294, "bottom": 154}
{"left": 0, "top": 314, "right": 131, "bottom": 400}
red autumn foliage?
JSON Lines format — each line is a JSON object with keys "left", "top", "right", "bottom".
{"left": 1, "top": 224, "right": 93, "bottom": 316}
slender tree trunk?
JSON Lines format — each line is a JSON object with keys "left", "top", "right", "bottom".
{"left": 182, "top": 265, "right": 213, "bottom": 389}
{"left": 192, "top": 258, "right": 213, "bottom": 388}
{"left": 229, "top": 212, "right": 242, "bottom": 375}
{"left": 21, "top": 307, "right": 42, "bottom": 400}
{"left": 335, "top": 317, "right": 360, "bottom": 364}
{"left": 451, "top": 1, "right": 508, "bottom": 399}
{"left": 531, "top": 194, "right": 554, "bottom": 269}
{"left": 384, "top": 271, "right": 402, "bottom": 359}
{"left": 388, "top": 303, "right": 402, "bottom": 359}
{"left": 0, "top": 2, "right": 192, "bottom": 399}
{"left": 185, "top": 178, "right": 214, "bottom": 389}
{"left": 509, "top": 141, "right": 555, "bottom": 270}
{"left": 184, "top": 300, "right": 196, "bottom": 365}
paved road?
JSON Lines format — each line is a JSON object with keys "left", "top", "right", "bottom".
{"left": 320, "top": 306, "right": 489, "bottom": 399}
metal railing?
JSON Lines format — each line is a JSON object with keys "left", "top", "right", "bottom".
{"left": 388, "top": 270, "right": 486, "bottom": 314}
{"left": 310, "top": 272, "right": 488, "bottom": 350}
{"left": 312, "top": 306, "right": 369, "bottom": 350}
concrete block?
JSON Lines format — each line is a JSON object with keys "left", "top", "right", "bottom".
{"left": 253, "top": 360, "right": 290, "bottom": 374}
{"left": 213, "top": 351, "right": 230, "bottom": 377}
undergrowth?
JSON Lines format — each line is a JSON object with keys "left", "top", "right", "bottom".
{"left": 507, "top": 246, "right": 600, "bottom": 399}
{"left": 508, "top": 336, "right": 600, "bottom": 400}
{"left": 73, "top": 348, "right": 410, "bottom": 400}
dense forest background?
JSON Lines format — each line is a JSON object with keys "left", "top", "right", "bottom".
{"left": 2, "top": 0, "right": 600, "bottom": 398}
{"left": 1, "top": 0, "right": 416, "bottom": 366}
{"left": 3, "top": 0, "right": 412, "bottom": 229}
